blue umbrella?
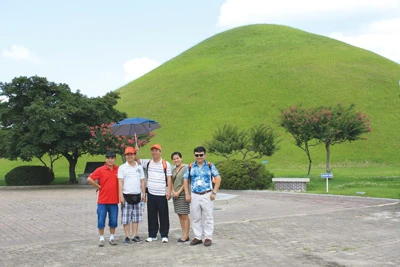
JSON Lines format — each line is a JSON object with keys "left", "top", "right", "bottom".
{"left": 111, "top": 117, "right": 161, "bottom": 136}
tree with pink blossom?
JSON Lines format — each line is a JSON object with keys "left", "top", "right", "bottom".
{"left": 280, "top": 104, "right": 371, "bottom": 175}
{"left": 87, "top": 123, "right": 155, "bottom": 161}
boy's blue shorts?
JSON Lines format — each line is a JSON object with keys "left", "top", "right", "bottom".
{"left": 97, "top": 204, "right": 118, "bottom": 229}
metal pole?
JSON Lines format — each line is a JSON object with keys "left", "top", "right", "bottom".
{"left": 326, "top": 177, "right": 329, "bottom": 192}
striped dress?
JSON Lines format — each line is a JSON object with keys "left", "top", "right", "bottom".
{"left": 172, "top": 164, "right": 190, "bottom": 215}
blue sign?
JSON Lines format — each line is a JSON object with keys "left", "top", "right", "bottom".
{"left": 321, "top": 173, "right": 333, "bottom": 179}
{"left": 261, "top": 160, "right": 268, "bottom": 164}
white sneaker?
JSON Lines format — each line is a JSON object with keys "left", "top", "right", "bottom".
{"left": 146, "top": 237, "right": 158, "bottom": 242}
{"left": 162, "top": 237, "right": 168, "bottom": 243}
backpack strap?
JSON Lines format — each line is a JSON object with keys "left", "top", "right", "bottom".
{"left": 162, "top": 159, "right": 167, "bottom": 186}
{"left": 188, "top": 163, "right": 193, "bottom": 179}
{"left": 208, "top": 161, "right": 216, "bottom": 183}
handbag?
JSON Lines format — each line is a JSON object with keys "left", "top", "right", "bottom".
{"left": 123, "top": 193, "right": 141, "bottom": 205}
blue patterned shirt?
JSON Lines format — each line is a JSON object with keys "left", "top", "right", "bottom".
{"left": 183, "top": 160, "right": 220, "bottom": 193}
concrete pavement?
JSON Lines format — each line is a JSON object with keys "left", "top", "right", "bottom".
{"left": 0, "top": 186, "right": 399, "bottom": 267}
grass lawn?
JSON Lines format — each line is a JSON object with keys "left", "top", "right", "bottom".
{"left": 272, "top": 166, "right": 400, "bottom": 199}
{"left": 1, "top": 166, "right": 398, "bottom": 199}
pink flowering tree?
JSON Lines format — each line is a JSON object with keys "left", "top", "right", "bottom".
{"left": 87, "top": 123, "right": 156, "bottom": 161}
{"left": 280, "top": 104, "right": 371, "bottom": 175}
{"left": 280, "top": 105, "right": 320, "bottom": 175}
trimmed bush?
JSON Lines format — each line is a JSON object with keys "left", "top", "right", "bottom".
{"left": 215, "top": 159, "right": 273, "bottom": 190}
{"left": 5, "top": 166, "right": 54, "bottom": 186}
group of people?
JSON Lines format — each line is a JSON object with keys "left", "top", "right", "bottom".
{"left": 87, "top": 144, "right": 221, "bottom": 248}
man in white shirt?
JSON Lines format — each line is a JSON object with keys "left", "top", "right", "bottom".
{"left": 139, "top": 144, "right": 172, "bottom": 243}
{"left": 118, "top": 146, "right": 146, "bottom": 245}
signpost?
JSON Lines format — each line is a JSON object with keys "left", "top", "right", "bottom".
{"left": 321, "top": 173, "right": 333, "bottom": 192}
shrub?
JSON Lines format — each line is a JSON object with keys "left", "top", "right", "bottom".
{"left": 215, "top": 159, "right": 273, "bottom": 190}
{"left": 5, "top": 166, "right": 54, "bottom": 186}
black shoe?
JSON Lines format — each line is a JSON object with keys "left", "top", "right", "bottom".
{"left": 177, "top": 237, "right": 190, "bottom": 242}
{"left": 132, "top": 236, "right": 143, "bottom": 243}
{"left": 124, "top": 237, "right": 131, "bottom": 245}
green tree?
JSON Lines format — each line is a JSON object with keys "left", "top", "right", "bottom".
{"left": 280, "top": 106, "right": 320, "bottom": 175}
{"left": 205, "top": 124, "right": 279, "bottom": 160}
{"left": 0, "top": 76, "right": 126, "bottom": 183}
{"left": 280, "top": 104, "right": 371, "bottom": 174}
{"left": 312, "top": 104, "right": 371, "bottom": 173}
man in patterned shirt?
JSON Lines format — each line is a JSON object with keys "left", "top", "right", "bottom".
{"left": 183, "top": 146, "right": 221, "bottom": 247}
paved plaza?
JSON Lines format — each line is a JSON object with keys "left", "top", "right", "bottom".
{"left": 0, "top": 186, "right": 399, "bottom": 267}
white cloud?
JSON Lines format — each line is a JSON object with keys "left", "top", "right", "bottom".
{"left": 123, "top": 57, "right": 160, "bottom": 82}
{"left": 330, "top": 18, "right": 400, "bottom": 63}
{"left": 217, "top": 0, "right": 400, "bottom": 63}
{"left": 2, "top": 45, "right": 40, "bottom": 62}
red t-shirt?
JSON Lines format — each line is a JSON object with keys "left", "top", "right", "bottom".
{"left": 90, "top": 164, "right": 119, "bottom": 204}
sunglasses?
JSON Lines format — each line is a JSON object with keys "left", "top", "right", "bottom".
{"left": 194, "top": 153, "right": 204, "bottom": 157}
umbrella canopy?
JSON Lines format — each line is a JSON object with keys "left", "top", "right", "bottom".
{"left": 111, "top": 117, "right": 161, "bottom": 136}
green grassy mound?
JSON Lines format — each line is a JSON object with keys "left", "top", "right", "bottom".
{"left": 116, "top": 24, "right": 400, "bottom": 172}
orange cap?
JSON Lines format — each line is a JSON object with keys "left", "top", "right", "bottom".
{"left": 124, "top": 146, "right": 136, "bottom": 155}
{"left": 150, "top": 144, "right": 162, "bottom": 151}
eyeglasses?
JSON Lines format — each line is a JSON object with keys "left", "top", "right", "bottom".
{"left": 125, "top": 153, "right": 136, "bottom": 156}
{"left": 194, "top": 154, "right": 204, "bottom": 157}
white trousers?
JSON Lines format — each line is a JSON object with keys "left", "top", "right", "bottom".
{"left": 191, "top": 191, "right": 214, "bottom": 240}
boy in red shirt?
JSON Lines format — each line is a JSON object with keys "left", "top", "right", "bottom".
{"left": 87, "top": 151, "right": 119, "bottom": 247}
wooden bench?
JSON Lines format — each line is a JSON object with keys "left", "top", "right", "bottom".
{"left": 78, "top": 162, "right": 105, "bottom": 184}
{"left": 272, "top": 178, "right": 310, "bottom": 192}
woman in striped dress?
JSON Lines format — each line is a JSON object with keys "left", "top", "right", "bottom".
{"left": 171, "top": 152, "right": 190, "bottom": 242}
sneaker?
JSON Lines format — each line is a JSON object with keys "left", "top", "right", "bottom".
{"left": 145, "top": 237, "right": 158, "bottom": 242}
{"left": 98, "top": 239, "right": 105, "bottom": 247}
{"left": 124, "top": 236, "right": 131, "bottom": 245}
{"left": 204, "top": 238, "right": 212, "bottom": 247}
{"left": 162, "top": 237, "right": 168, "bottom": 243}
{"left": 109, "top": 239, "right": 117, "bottom": 246}
{"left": 190, "top": 238, "right": 202, "bottom": 246}
{"left": 132, "top": 236, "right": 142, "bottom": 243}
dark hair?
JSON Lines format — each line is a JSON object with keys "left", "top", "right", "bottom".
{"left": 193, "top": 146, "right": 206, "bottom": 154}
{"left": 105, "top": 150, "right": 116, "bottom": 158}
{"left": 171, "top": 151, "right": 182, "bottom": 159}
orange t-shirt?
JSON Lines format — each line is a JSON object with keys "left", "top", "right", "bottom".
{"left": 90, "top": 164, "right": 119, "bottom": 204}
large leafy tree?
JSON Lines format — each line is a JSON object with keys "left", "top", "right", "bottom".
{"left": 0, "top": 76, "right": 126, "bottom": 183}
{"left": 280, "top": 104, "right": 371, "bottom": 174}
{"left": 205, "top": 124, "right": 279, "bottom": 160}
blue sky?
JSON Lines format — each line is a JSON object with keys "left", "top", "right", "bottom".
{"left": 1, "top": 0, "right": 399, "bottom": 97}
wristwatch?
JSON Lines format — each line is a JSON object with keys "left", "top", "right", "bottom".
{"left": 212, "top": 191, "right": 217, "bottom": 195}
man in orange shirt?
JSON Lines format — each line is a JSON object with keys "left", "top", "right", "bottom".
{"left": 87, "top": 151, "right": 119, "bottom": 247}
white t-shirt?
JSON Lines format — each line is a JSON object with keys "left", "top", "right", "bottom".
{"left": 118, "top": 161, "right": 145, "bottom": 194}
{"left": 140, "top": 158, "right": 172, "bottom": 196}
